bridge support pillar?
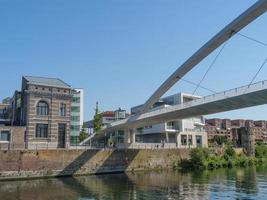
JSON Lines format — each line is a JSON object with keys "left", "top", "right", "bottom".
{"left": 131, "top": 129, "right": 136, "bottom": 144}
{"left": 175, "top": 133, "right": 179, "bottom": 147}
{"left": 124, "top": 129, "right": 136, "bottom": 144}
{"left": 124, "top": 129, "right": 130, "bottom": 144}
{"left": 165, "top": 132, "right": 169, "bottom": 143}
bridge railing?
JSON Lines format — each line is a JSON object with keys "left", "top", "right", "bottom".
{"left": 139, "top": 80, "right": 267, "bottom": 118}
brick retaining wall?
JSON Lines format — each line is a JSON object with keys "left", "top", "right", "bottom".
{"left": 0, "top": 149, "right": 190, "bottom": 180}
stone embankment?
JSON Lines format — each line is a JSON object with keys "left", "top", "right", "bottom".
{"left": 0, "top": 149, "right": 190, "bottom": 180}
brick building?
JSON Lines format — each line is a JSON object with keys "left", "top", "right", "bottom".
{"left": 0, "top": 76, "right": 77, "bottom": 149}
{"left": 20, "top": 76, "right": 72, "bottom": 149}
{"left": 205, "top": 118, "right": 267, "bottom": 146}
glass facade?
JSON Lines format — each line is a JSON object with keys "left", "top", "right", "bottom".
{"left": 70, "top": 89, "right": 83, "bottom": 145}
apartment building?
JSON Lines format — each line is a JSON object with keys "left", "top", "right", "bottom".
{"left": 131, "top": 93, "right": 208, "bottom": 148}
{"left": 205, "top": 118, "right": 267, "bottom": 146}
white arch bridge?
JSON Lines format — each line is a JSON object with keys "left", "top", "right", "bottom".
{"left": 81, "top": 0, "right": 267, "bottom": 144}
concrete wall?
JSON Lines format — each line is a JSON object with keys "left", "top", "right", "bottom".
{"left": 0, "top": 149, "right": 190, "bottom": 180}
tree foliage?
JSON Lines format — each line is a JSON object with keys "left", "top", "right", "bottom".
{"left": 93, "top": 102, "right": 102, "bottom": 133}
{"left": 79, "top": 122, "right": 88, "bottom": 142}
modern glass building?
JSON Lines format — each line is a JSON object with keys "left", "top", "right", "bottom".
{"left": 70, "top": 89, "right": 84, "bottom": 145}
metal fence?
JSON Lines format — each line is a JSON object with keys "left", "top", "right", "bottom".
{"left": 0, "top": 142, "right": 190, "bottom": 151}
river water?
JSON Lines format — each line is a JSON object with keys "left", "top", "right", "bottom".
{"left": 0, "top": 167, "right": 266, "bottom": 200}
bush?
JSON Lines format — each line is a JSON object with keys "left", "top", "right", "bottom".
{"left": 190, "top": 148, "right": 209, "bottom": 168}
{"left": 255, "top": 144, "right": 267, "bottom": 158}
{"left": 224, "top": 145, "right": 236, "bottom": 159}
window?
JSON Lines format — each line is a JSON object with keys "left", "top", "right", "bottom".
{"left": 167, "top": 121, "right": 175, "bottom": 129}
{"left": 181, "top": 135, "right": 187, "bottom": 145}
{"left": 0, "top": 130, "right": 10, "bottom": 141}
{"left": 72, "top": 97, "right": 80, "bottom": 103}
{"left": 71, "top": 125, "right": 80, "bottom": 131}
{"left": 71, "top": 116, "right": 80, "bottom": 121}
{"left": 196, "top": 135, "right": 202, "bottom": 147}
{"left": 36, "top": 124, "right": 48, "bottom": 138}
{"left": 60, "top": 103, "right": 66, "bottom": 116}
{"left": 37, "top": 101, "right": 49, "bottom": 115}
{"left": 71, "top": 106, "right": 80, "bottom": 112}
{"left": 188, "top": 135, "right": 192, "bottom": 145}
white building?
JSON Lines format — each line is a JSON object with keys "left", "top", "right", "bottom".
{"left": 70, "top": 88, "right": 84, "bottom": 144}
{"left": 131, "top": 93, "right": 208, "bottom": 148}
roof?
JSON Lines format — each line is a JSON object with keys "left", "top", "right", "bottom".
{"left": 101, "top": 111, "right": 115, "bottom": 117}
{"left": 23, "top": 76, "right": 71, "bottom": 89}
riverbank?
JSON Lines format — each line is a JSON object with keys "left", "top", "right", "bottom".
{"left": 173, "top": 144, "right": 267, "bottom": 170}
{"left": 1, "top": 167, "right": 267, "bottom": 200}
{"left": 0, "top": 149, "right": 189, "bottom": 181}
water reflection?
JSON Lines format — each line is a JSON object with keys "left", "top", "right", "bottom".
{"left": 0, "top": 167, "right": 266, "bottom": 200}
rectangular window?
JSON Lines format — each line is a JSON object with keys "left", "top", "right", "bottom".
{"left": 167, "top": 121, "right": 175, "bottom": 129}
{"left": 60, "top": 103, "right": 66, "bottom": 116}
{"left": 36, "top": 124, "right": 48, "bottom": 138}
{"left": 188, "top": 135, "right": 192, "bottom": 145}
{"left": 71, "top": 106, "right": 80, "bottom": 112}
{"left": 0, "top": 131, "right": 10, "bottom": 141}
{"left": 71, "top": 125, "right": 80, "bottom": 131}
{"left": 71, "top": 116, "right": 80, "bottom": 121}
{"left": 181, "top": 135, "right": 187, "bottom": 145}
{"left": 72, "top": 97, "right": 80, "bottom": 103}
{"left": 196, "top": 135, "right": 202, "bottom": 147}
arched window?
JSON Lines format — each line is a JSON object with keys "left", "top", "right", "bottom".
{"left": 37, "top": 101, "right": 49, "bottom": 115}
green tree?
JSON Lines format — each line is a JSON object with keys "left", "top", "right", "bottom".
{"left": 79, "top": 122, "right": 88, "bottom": 142}
{"left": 93, "top": 102, "right": 102, "bottom": 133}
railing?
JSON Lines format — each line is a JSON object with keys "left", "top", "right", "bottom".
{"left": 0, "top": 143, "right": 25, "bottom": 150}
{"left": 139, "top": 80, "right": 267, "bottom": 119}
{"left": 71, "top": 143, "right": 188, "bottom": 150}
{"left": 0, "top": 142, "right": 193, "bottom": 151}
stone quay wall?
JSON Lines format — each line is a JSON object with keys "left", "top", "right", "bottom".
{"left": 0, "top": 149, "right": 190, "bottom": 180}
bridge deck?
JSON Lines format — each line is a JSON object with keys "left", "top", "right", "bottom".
{"left": 104, "top": 80, "right": 267, "bottom": 132}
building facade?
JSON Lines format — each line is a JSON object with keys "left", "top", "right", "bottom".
{"left": 130, "top": 93, "right": 208, "bottom": 148}
{"left": 205, "top": 118, "right": 267, "bottom": 146}
{"left": 84, "top": 108, "right": 128, "bottom": 146}
{"left": 20, "top": 76, "right": 72, "bottom": 149}
{"left": 70, "top": 88, "right": 84, "bottom": 145}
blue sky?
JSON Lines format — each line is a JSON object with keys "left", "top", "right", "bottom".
{"left": 0, "top": 0, "right": 266, "bottom": 121}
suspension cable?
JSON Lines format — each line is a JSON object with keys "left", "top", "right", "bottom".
{"left": 179, "top": 77, "right": 217, "bottom": 93}
{"left": 193, "top": 41, "right": 228, "bottom": 95}
{"left": 249, "top": 58, "right": 267, "bottom": 85}
{"left": 234, "top": 31, "right": 267, "bottom": 47}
